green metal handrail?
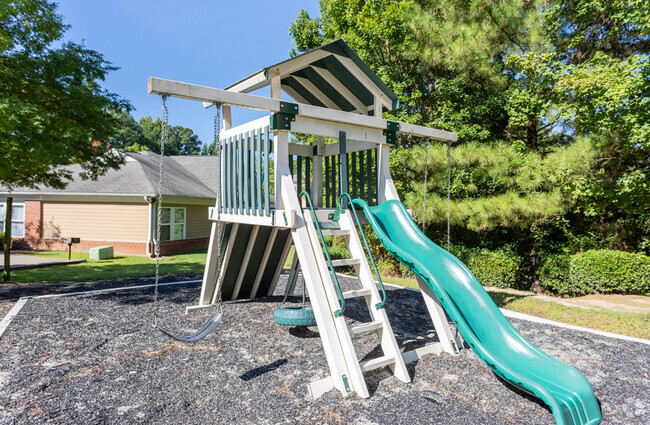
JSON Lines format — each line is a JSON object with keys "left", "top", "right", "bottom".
{"left": 339, "top": 193, "right": 387, "bottom": 310}
{"left": 298, "top": 190, "right": 346, "bottom": 317}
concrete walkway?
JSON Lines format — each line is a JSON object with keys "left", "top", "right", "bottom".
{"left": 0, "top": 253, "right": 85, "bottom": 271}
{"left": 484, "top": 285, "right": 650, "bottom": 315}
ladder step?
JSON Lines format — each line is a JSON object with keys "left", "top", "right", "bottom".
{"left": 348, "top": 321, "right": 383, "bottom": 335}
{"left": 330, "top": 258, "right": 361, "bottom": 267}
{"left": 359, "top": 355, "right": 396, "bottom": 373}
{"left": 321, "top": 229, "right": 350, "bottom": 236}
{"left": 318, "top": 222, "right": 340, "bottom": 230}
{"left": 342, "top": 288, "right": 371, "bottom": 299}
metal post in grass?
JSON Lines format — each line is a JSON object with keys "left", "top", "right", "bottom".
{"left": 3, "top": 196, "right": 12, "bottom": 282}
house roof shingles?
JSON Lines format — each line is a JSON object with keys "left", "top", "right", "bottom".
{"left": 0, "top": 151, "right": 218, "bottom": 200}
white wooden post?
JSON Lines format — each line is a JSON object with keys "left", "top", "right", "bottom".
{"left": 274, "top": 132, "right": 289, "bottom": 209}
{"left": 375, "top": 96, "right": 392, "bottom": 204}
{"left": 271, "top": 76, "right": 286, "bottom": 209}
{"left": 417, "top": 276, "right": 461, "bottom": 355}
{"left": 222, "top": 105, "right": 232, "bottom": 130}
{"left": 197, "top": 222, "right": 222, "bottom": 307}
{"left": 270, "top": 76, "right": 281, "bottom": 99}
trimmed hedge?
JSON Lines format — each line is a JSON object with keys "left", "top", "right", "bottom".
{"left": 540, "top": 250, "right": 650, "bottom": 296}
{"left": 539, "top": 254, "right": 572, "bottom": 296}
{"left": 570, "top": 250, "right": 650, "bottom": 296}
{"left": 462, "top": 248, "right": 521, "bottom": 289}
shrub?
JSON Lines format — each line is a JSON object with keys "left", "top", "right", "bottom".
{"left": 570, "top": 250, "right": 650, "bottom": 296}
{"left": 464, "top": 248, "right": 520, "bottom": 289}
{"left": 539, "top": 254, "right": 572, "bottom": 296}
{"left": 0, "top": 232, "right": 4, "bottom": 250}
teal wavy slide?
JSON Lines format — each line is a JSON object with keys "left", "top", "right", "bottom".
{"left": 353, "top": 199, "right": 602, "bottom": 425}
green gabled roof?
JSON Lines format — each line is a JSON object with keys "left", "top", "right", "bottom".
{"left": 225, "top": 39, "right": 399, "bottom": 114}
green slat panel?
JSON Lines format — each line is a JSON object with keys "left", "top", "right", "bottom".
{"left": 332, "top": 155, "right": 337, "bottom": 207}
{"left": 228, "top": 137, "right": 233, "bottom": 213}
{"left": 339, "top": 131, "right": 348, "bottom": 201}
{"left": 289, "top": 154, "right": 294, "bottom": 178}
{"left": 234, "top": 134, "right": 239, "bottom": 214}
{"left": 351, "top": 151, "right": 357, "bottom": 198}
{"left": 297, "top": 156, "right": 302, "bottom": 194}
{"left": 366, "top": 148, "right": 373, "bottom": 204}
{"left": 230, "top": 135, "right": 236, "bottom": 214}
{"left": 256, "top": 128, "right": 263, "bottom": 216}
{"left": 264, "top": 126, "right": 270, "bottom": 216}
{"left": 325, "top": 155, "right": 330, "bottom": 208}
{"left": 249, "top": 131, "right": 256, "bottom": 216}
{"left": 244, "top": 131, "right": 250, "bottom": 214}
{"left": 238, "top": 133, "right": 244, "bottom": 214}
{"left": 376, "top": 147, "right": 380, "bottom": 203}
{"left": 359, "top": 150, "right": 365, "bottom": 201}
{"left": 305, "top": 156, "right": 311, "bottom": 195}
{"left": 232, "top": 136, "right": 238, "bottom": 214}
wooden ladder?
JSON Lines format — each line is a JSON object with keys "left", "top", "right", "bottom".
{"left": 303, "top": 207, "right": 410, "bottom": 399}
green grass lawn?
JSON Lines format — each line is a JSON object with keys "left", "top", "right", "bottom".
{"left": 11, "top": 250, "right": 207, "bottom": 283}
{"left": 487, "top": 290, "right": 650, "bottom": 340}
{"left": 383, "top": 275, "right": 649, "bottom": 339}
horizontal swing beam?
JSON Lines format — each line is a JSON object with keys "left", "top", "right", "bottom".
{"left": 148, "top": 77, "right": 457, "bottom": 142}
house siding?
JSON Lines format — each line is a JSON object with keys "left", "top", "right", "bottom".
{"left": 42, "top": 202, "right": 149, "bottom": 242}
{"left": 6, "top": 199, "right": 213, "bottom": 256}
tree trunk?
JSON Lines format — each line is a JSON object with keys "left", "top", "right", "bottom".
{"left": 3, "top": 197, "right": 12, "bottom": 282}
{"left": 526, "top": 116, "right": 538, "bottom": 151}
{"left": 530, "top": 248, "right": 541, "bottom": 293}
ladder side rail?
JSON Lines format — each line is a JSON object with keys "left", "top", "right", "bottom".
{"left": 337, "top": 211, "right": 410, "bottom": 383}
{"left": 339, "top": 193, "right": 386, "bottom": 309}
{"left": 299, "top": 191, "right": 346, "bottom": 317}
{"left": 296, "top": 189, "right": 371, "bottom": 398}
{"left": 276, "top": 170, "right": 354, "bottom": 396}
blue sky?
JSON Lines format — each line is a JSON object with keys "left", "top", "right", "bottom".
{"left": 55, "top": 0, "right": 320, "bottom": 148}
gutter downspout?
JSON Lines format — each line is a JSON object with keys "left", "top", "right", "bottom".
{"left": 145, "top": 196, "right": 156, "bottom": 257}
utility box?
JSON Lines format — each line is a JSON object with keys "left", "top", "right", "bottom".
{"left": 89, "top": 245, "right": 114, "bottom": 260}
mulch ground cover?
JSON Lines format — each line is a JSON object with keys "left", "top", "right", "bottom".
{"left": 0, "top": 273, "right": 648, "bottom": 424}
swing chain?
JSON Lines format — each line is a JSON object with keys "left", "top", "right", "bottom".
{"left": 422, "top": 141, "right": 429, "bottom": 232}
{"left": 213, "top": 104, "right": 224, "bottom": 313}
{"left": 152, "top": 95, "right": 168, "bottom": 327}
{"left": 447, "top": 140, "right": 451, "bottom": 251}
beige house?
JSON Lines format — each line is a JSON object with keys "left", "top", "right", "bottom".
{"left": 0, "top": 151, "right": 218, "bottom": 256}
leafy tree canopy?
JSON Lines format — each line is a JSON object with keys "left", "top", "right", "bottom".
{"left": 109, "top": 111, "right": 203, "bottom": 156}
{"left": 289, "top": 1, "right": 509, "bottom": 144}
{"left": 0, "top": 0, "right": 130, "bottom": 190}
{"left": 291, "top": 0, "right": 650, "bottom": 262}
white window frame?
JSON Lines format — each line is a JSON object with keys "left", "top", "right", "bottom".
{"left": 0, "top": 202, "right": 25, "bottom": 238}
{"left": 160, "top": 207, "right": 186, "bottom": 241}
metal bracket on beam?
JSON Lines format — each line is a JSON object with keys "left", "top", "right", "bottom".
{"left": 270, "top": 101, "right": 299, "bottom": 131}
{"left": 279, "top": 101, "right": 299, "bottom": 114}
{"left": 383, "top": 121, "right": 399, "bottom": 145}
{"left": 328, "top": 209, "right": 344, "bottom": 221}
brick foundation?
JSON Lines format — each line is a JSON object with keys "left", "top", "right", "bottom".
{"left": 159, "top": 237, "right": 210, "bottom": 256}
